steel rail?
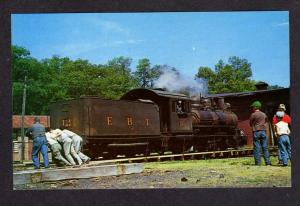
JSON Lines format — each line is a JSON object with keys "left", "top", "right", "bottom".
{"left": 86, "top": 146, "right": 278, "bottom": 167}
{"left": 13, "top": 146, "right": 279, "bottom": 170}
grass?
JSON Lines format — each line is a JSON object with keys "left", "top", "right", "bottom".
{"left": 144, "top": 156, "right": 291, "bottom": 187}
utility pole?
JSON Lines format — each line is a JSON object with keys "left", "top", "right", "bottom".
{"left": 20, "top": 73, "right": 27, "bottom": 163}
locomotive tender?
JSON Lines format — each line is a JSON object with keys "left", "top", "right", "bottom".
{"left": 50, "top": 88, "right": 246, "bottom": 159}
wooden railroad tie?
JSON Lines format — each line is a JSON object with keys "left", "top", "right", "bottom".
{"left": 211, "top": 152, "right": 216, "bottom": 158}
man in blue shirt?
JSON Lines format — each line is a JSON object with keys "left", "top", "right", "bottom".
{"left": 26, "top": 117, "right": 49, "bottom": 169}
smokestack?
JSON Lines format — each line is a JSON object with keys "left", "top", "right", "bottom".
{"left": 217, "top": 98, "right": 226, "bottom": 110}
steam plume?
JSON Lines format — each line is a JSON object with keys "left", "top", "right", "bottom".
{"left": 153, "top": 67, "right": 208, "bottom": 97}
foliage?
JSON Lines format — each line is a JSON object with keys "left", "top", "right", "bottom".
{"left": 196, "top": 56, "right": 256, "bottom": 94}
{"left": 12, "top": 45, "right": 49, "bottom": 114}
{"left": 107, "top": 56, "right": 132, "bottom": 73}
{"left": 12, "top": 45, "right": 137, "bottom": 115}
{"left": 13, "top": 45, "right": 276, "bottom": 115}
{"left": 134, "top": 58, "right": 163, "bottom": 88}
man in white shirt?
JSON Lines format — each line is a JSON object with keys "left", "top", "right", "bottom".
{"left": 45, "top": 130, "right": 72, "bottom": 166}
{"left": 274, "top": 111, "right": 291, "bottom": 166}
{"left": 52, "top": 129, "right": 83, "bottom": 166}
{"left": 62, "top": 128, "right": 91, "bottom": 164}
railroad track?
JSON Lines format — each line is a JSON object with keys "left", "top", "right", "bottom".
{"left": 13, "top": 146, "right": 279, "bottom": 170}
{"left": 87, "top": 146, "right": 279, "bottom": 167}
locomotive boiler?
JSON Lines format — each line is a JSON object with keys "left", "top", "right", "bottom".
{"left": 190, "top": 97, "right": 245, "bottom": 151}
{"left": 49, "top": 88, "right": 246, "bottom": 159}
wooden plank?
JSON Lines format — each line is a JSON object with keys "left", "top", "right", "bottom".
{"left": 14, "top": 163, "right": 143, "bottom": 185}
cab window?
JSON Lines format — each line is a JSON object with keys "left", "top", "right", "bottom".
{"left": 173, "top": 100, "right": 186, "bottom": 113}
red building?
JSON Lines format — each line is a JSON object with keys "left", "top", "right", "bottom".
{"left": 12, "top": 115, "right": 50, "bottom": 129}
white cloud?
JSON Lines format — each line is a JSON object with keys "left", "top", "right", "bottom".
{"left": 51, "top": 38, "right": 145, "bottom": 57}
{"left": 112, "top": 39, "right": 144, "bottom": 45}
{"left": 272, "top": 21, "right": 289, "bottom": 27}
{"left": 127, "top": 39, "right": 144, "bottom": 44}
{"left": 87, "top": 17, "right": 130, "bottom": 36}
{"left": 54, "top": 42, "right": 101, "bottom": 56}
{"left": 50, "top": 15, "right": 145, "bottom": 57}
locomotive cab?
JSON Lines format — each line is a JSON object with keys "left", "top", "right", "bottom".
{"left": 122, "top": 88, "right": 194, "bottom": 153}
{"left": 170, "top": 99, "right": 193, "bottom": 132}
{"left": 122, "top": 88, "right": 193, "bottom": 135}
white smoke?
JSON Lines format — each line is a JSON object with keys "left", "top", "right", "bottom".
{"left": 153, "top": 68, "right": 208, "bottom": 97}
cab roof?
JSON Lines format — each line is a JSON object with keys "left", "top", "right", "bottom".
{"left": 121, "top": 88, "right": 190, "bottom": 101}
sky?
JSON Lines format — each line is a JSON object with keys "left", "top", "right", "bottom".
{"left": 11, "top": 11, "right": 290, "bottom": 87}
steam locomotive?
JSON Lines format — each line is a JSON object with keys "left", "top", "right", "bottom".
{"left": 49, "top": 88, "right": 246, "bottom": 159}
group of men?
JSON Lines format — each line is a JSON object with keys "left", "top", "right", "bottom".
{"left": 249, "top": 101, "right": 291, "bottom": 166}
{"left": 26, "top": 117, "right": 90, "bottom": 169}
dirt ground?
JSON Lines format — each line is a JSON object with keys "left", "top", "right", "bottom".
{"left": 14, "top": 156, "right": 291, "bottom": 190}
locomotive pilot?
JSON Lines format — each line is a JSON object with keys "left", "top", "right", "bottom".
{"left": 249, "top": 101, "right": 271, "bottom": 166}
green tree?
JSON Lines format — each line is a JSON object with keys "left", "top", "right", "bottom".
{"left": 196, "top": 56, "right": 256, "bottom": 94}
{"left": 98, "top": 66, "right": 137, "bottom": 99}
{"left": 55, "top": 57, "right": 138, "bottom": 100}
{"left": 134, "top": 58, "right": 164, "bottom": 88}
{"left": 134, "top": 58, "right": 151, "bottom": 88}
{"left": 41, "top": 56, "right": 72, "bottom": 102}
{"left": 107, "top": 56, "right": 132, "bottom": 73}
{"left": 12, "top": 45, "right": 49, "bottom": 114}
{"left": 12, "top": 45, "right": 162, "bottom": 115}
{"left": 102, "top": 57, "right": 138, "bottom": 98}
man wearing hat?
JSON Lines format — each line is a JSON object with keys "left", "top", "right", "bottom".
{"left": 26, "top": 117, "right": 49, "bottom": 169}
{"left": 272, "top": 103, "right": 291, "bottom": 164}
{"left": 249, "top": 101, "right": 271, "bottom": 166}
{"left": 272, "top": 104, "right": 291, "bottom": 125}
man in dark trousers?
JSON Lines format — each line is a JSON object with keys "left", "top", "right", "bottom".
{"left": 249, "top": 101, "right": 271, "bottom": 166}
{"left": 272, "top": 103, "right": 291, "bottom": 164}
{"left": 26, "top": 117, "right": 49, "bottom": 169}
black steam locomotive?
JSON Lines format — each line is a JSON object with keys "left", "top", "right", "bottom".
{"left": 49, "top": 88, "right": 246, "bottom": 159}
